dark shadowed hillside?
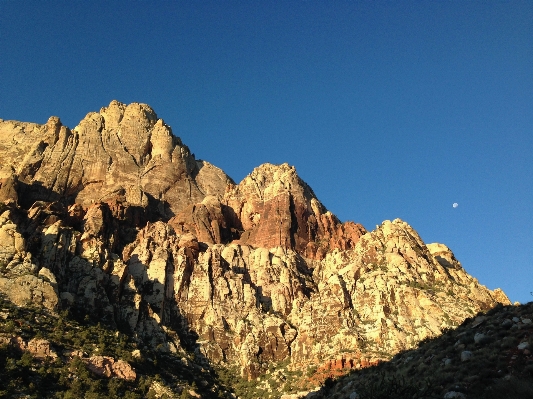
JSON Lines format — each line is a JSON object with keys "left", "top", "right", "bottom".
{"left": 306, "top": 302, "right": 533, "bottom": 399}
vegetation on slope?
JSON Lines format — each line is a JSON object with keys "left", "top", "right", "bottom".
{"left": 2, "top": 293, "right": 533, "bottom": 399}
{"left": 0, "top": 295, "right": 232, "bottom": 399}
{"left": 313, "top": 302, "right": 533, "bottom": 399}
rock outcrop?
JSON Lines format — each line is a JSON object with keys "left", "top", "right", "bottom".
{"left": 85, "top": 355, "right": 137, "bottom": 381}
{"left": 0, "top": 205, "right": 58, "bottom": 310}
{"left": 0, "top": 101, "right": 233, "bottom": 217}
{"left": 310, "top": 301, "right": 533, "bottom": 399}
{"left": 0, "top": 335, "right": 58, "bottom": 360}
{"left": 0, "top": 101, "right": 510, "bottom": 383}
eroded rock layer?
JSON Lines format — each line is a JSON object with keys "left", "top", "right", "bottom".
{"left": 0, "top": 101, "right": 510, "bottom": 380}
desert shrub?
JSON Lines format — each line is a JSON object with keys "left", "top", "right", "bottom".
{"left": 480, "top": 377, "right": 533, "bottom": 399}
{"left": 354, "top": 373, "right": 437, "bottom": 399}
{"left": 501, "top": 336, "right": 515, "bottom": 349}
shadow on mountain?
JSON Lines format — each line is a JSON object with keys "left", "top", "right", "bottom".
{"left": 0, "top": 293, "right": 231, "bottom": 398}
{"left": 0, "top": 203, "right": 227, "bottom": 396}
{"left": 311, "top": 303, "right": 533, "bottom": 399}
{"left": 4, "top": 181, "right": 175, "bottom": 261}
{"left": 15, "top": 179, "right": 173, "bottom": 221}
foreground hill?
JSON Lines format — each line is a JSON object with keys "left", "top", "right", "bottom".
{"left": 0, "top": 293, "right": 227, "bottom": 398}
{"left": 307, "top": 301, "right": 533, "bottom": 399}
{"left": 0, "top": 101, "right": 510, "bottom": 397}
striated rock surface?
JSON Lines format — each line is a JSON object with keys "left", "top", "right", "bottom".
{"left": 0, "top": 101, "right": 510, "bottom": 385}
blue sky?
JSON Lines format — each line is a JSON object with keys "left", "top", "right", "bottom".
{"left": 1, "top": 1, "right": 531, "bottom": 304}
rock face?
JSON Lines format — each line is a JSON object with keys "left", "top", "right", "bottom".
{"left": 309, "top": 300, "right": 533, "bottom": 399}
{"left": 168, "top": 163, "right": 366, "bottom": 259}
{"left": 0, "top": 101, "right": 510, "bottom": 381}
{"left": 0, "top": 205, "right": 58, "bottom": 310}
{"left": 224, "top": 163, "right": 366, "bottom": 259}
{"left": 0, "top": 101, "right": 232, "bottom": 217}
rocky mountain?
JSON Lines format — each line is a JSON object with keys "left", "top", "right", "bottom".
{"left": 0, "top": 101, "right": 510, "bottom": 397}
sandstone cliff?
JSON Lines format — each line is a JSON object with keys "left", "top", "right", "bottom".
{"left": 0, "top": 101, "right": 232, "bottom": 216}
{"left": 0, "top": 101, "right": 510, "bottom": 385}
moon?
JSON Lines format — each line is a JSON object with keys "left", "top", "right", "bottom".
{"left": 453, "top": 203, "right": 458, "bottom": 208}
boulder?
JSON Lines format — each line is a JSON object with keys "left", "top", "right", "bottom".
{"left": 26, "top": 338, "right": 58, "bottom": 359}
{"left": 84, "top": 356, "right": 136, "bottom": 381}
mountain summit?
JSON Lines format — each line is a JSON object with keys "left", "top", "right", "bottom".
{"left": 0, "top": 100, "right": 231, "bottom": 215}
{"left": 0, "top": 101, "right": 509, "bottom": 396}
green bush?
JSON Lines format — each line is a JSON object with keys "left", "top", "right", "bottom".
{"left": 0, "top": 294, "right": 231, "bottom": 398}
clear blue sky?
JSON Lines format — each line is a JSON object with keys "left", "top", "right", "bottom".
{"left": 1, "top": 1, "right": 531, "bottom": 304}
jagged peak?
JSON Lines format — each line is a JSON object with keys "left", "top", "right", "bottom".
{"left": 374, "top": 218, "right": 420, "bottom": 239}
{"left": 119, "top": 101, "right": 158, "bottom": 127}
{"left": 233, "top": 162, "right": 320, "bottom": 205}
{"left": 46, "top": 116, "right": 62, "bottom": 126}
{"left": 73, "top": 100, "right": 159, "bottom": 134}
